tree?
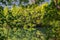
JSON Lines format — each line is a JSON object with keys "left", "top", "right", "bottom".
{"left": 0, "top": 0, "right": 44, "bottom": 6}
{"left": 54, "top": 0, "right": 60, "bottom": 9}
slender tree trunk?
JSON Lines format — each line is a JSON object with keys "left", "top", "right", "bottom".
{"left": 54, "top": 0, "right": 58, "bottom": 5}
{"left": 54, "top": 0, "right": 60, "bottom": 9}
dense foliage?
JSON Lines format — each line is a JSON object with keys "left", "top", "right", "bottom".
{"left": 0, "top": 1, "right": 60, "bottom": 40}
{"left": 0, "top": 3, "right": 48, "bottom": 29}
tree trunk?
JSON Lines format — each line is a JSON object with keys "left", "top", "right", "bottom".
{"left": 54, "top": 0, "right": 60, "bottom": 9}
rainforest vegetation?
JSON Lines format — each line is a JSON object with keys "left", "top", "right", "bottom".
{"left": 0, "top": 0, "right": 60, "bottom": 40}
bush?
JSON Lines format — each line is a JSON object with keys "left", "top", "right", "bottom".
{"left": 0, "top": 3, "right": 48, "bottom": 29}
{"left": 0, "top": 2, "right": 60, "bottom": 40}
